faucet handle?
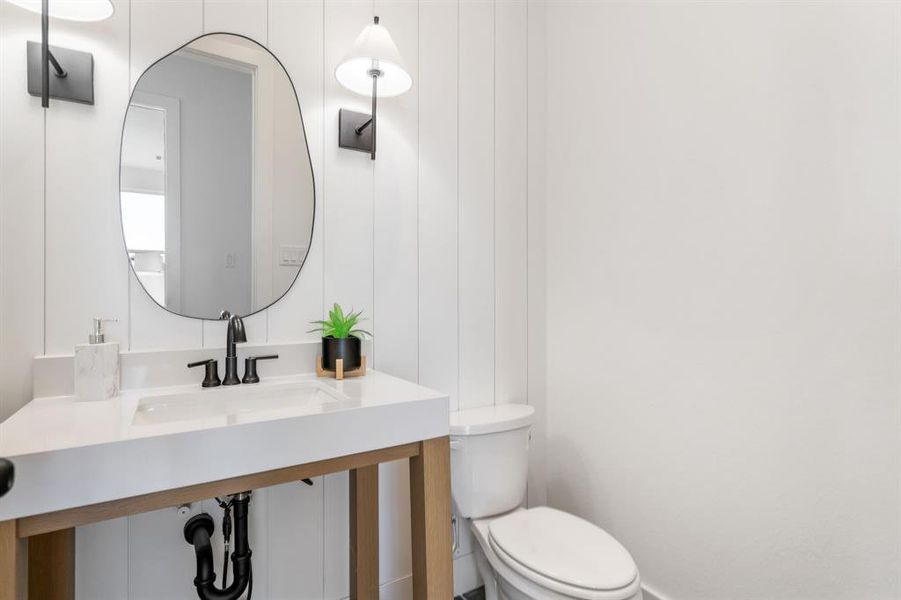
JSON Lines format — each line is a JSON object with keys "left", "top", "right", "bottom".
{"left": 242, "top": 354, "right": 278, "bottom": 384}
{"left": 187, "top": 359, "right": 221, "bottom": 388}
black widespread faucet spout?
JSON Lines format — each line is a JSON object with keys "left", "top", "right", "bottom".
{"left": 222, "top": 313, "right": 246, "bottom": 386}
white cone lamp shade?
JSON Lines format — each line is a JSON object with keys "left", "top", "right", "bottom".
{"left": 5, "top": 0, "right": 114, "bottom": 21}
{"left": 335, "top": 17, "right": 412, "bottom": 98}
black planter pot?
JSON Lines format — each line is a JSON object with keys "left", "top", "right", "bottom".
{"left": 322, "top": 336, "right": 362, "bottom": 371}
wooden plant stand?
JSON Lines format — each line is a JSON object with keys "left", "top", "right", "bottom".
{"left": 316, "top": 355, "right": 367, "bottom": 380}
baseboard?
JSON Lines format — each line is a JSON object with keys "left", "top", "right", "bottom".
{"left": 374, "top": 574, "right": 412, "bottom": 599}
{"left": 642, "top": 582, "right": 671, "bottom": 600}
{"left": 367, "top": 567, "right": 667, "bottom": 600}
{"left": 453, "top": 551, "right": 481, "bottom": 596}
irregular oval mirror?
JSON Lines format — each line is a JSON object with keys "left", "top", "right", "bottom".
{"left": 120, "top": 33, "right": 314, "bottom": 320}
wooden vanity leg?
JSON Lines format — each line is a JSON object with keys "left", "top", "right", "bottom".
{"left": 28, "top": 528, "right": 75, "bottom": 600}
{"left": 349, "top": 465, "right": 379, "bottom": 600}
{"left": 410, "top": 436, "right": 453, "bottom": 599}
{"left": 0, "top": 520, "right": 27, "bottom": 600}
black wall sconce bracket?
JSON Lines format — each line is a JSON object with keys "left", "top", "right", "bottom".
{"left": 26, "top": 41, "right": 94, "bottom": 105}
{"left": 338, "top": 108, "right": 374, "bottom": 156}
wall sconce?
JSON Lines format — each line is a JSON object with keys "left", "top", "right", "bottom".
{"left": 5, "top": 0, "right": 114, "bottom": 107}
{"left": 335, "top": 16, "right": 412, "bottom": 160}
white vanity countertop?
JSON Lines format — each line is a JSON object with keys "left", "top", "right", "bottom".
{"left": 0, "top": 371, "right": 448, "bottom": 521}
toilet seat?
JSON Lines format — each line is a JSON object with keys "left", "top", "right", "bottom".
{"left": 486, "top": 507, "right": 639, "bottom": 599}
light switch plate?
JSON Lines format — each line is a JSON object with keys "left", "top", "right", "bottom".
{"left": 279, "top": 245, "right": 306, "bottom": 266}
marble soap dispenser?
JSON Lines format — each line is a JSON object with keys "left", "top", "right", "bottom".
{"left": 75, "top": 318, "right": 121, "bottom": 401}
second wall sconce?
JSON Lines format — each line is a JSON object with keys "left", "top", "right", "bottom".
{"left": 335, "top": 16, "right": 412, "bottom": 160}
{"left": 5, "top": 0, "right": 113, "bottom": 107}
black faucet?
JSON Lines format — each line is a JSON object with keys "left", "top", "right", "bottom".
{"left": 220, "top": 311, "right": 247, "bottom": 386}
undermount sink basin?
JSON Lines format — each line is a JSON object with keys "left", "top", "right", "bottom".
{"left": 132, "top": 381, "right": 352, "bottom": 426}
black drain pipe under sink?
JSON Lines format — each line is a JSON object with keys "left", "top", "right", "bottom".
{"left": 183, "top": 492, "right": 253, "bottom": 600}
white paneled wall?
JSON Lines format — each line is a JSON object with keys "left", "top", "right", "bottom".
{"left": 0, "top": 0, "right": 544, "bottom": 598}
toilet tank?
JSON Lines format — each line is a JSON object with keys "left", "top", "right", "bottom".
{"left": 450, "top": 404, "right": 534, "bottom": 519}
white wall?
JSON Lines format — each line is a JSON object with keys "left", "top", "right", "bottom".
{"left": 544, "top": 2, "right": 900, "bottom": 600}
{"left": 0, "top": 0, "right": 544, "bottom": 597}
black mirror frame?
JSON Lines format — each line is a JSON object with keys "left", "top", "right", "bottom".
{"left": 118, "top": 32, "right": 316, "bottom": 321}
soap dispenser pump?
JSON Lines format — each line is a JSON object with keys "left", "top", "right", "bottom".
{"left": 89, "top": 317, "right": 113, "bottom": 343}
{"left": 75, "top": 318, "right": 121, "bottom": 402}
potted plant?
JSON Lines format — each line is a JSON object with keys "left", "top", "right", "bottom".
{"left": 309, "top": 304, "right": 371, "bottom": 371}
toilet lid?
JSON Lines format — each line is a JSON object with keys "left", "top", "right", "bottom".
{"left": 488, "top": 507, "right": 638, "bottom": 592}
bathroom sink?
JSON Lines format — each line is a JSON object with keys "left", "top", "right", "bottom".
{"left": 0, "top": 370, "right": 449, "bottom": 522}
{"left": 132, "top": 381, "right": 352, "bottom": 426}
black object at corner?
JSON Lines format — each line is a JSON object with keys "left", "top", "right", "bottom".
{"left": 184, "top": 494, "right": 252, "bottom": 600}
{"left": 322, "top": 336, "right": 362, "bottom": 371}
{"left": 0, "top": 459, "right": 13, "bottom": 499}
{"left": 188, "top": 359, "right": 221, "bottom": 388}
{"left": 242, "top": 355, "right": 279, "bottom": 384}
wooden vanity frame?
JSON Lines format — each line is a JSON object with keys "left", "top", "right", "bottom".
{"left": 0, "top": 436, "right": 453, "bottom": 600}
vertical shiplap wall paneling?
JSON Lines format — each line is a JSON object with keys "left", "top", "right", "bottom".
{"left": 201, "top": 0, "right": 270, "bottom": 348}
{"left": 267, "top": 477, "right": 326, "bottom": 598}
{"left": 458, "top": 0, "right": 496, "bottom": 410}
{"left": 205, "top": 0, "right": 269, "bottom": 37}
{"left": 418, "top": 0, "right": 460, "bottom": 413}
{"left": 44, "top": 1, "right": 130, "bottom": 355}
{"left": 373, "top": 1, "right": 419, "bottom": 382}
{"left": 126, "top": 505, "right": 201, "bottom": 599}
{"left": 0, "top": 4, "right": 44, "bottom": 422}
{"left": 457, "top": 0, "right": 495, "bottom": 408}
{"left": 417, "top": 1, "right": 480, "bottom": 594}
{"left": 199, "top": 3, "right": 274, "bottom": 597}
{"left": 267, "top": 0, "right": 326, "bottom": 343}
{"left": 43, "top": 1, "right": 132, "bottom": 596}
{"left": 75, "top": 514, "right": 129, "bottom": 600}
{"left": 322, "top": 1, "right": 374, "bottom": 308}
{"left": 322, "top": 2, "right": 374, "bottom": 597}
{"left": 0, "top": 0, "right": 540, "bottom": 594}
{"left": 128, "top": 0, "right": 205, "bottom": 351}
{"left": 267, "top": 2, "right": 327, "bottom": 597}
{"left": 494, "top": 0, "right": 527, "bottom": 407}
{"left": 123, "top": 4, "right": 212, "bottom": 598}
{"left": 373, "top": 0, "right": 418, "bottom": 588}
{"left": 525, "top": 0, "right": 547, "bottom": 507}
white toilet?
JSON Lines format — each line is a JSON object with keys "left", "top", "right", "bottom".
{"left": 450, "top": 404, "right": 643, "bottom": 600}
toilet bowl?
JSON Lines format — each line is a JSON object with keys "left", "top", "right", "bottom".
{"left": 450, "top": 405, "right": 642, "bottom": 600}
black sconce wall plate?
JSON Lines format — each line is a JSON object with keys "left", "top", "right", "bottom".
{"left": 338, "top": 108, "right": 374, "bottom": 154}
{"left": 27, "top": 41, "right": 94, "bottom": 105}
